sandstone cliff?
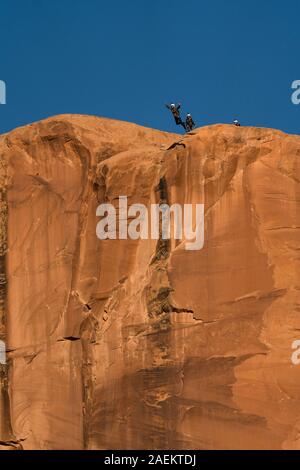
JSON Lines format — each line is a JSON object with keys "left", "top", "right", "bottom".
{"left": 0, "top": 115, "right": 300, "bottom": 450}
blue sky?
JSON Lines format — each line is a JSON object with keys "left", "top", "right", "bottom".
{"left": 0, "top": 0, "right": 299, "bottom": 134}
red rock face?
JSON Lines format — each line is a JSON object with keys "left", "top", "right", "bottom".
{"left": 0, "top": 115, "right": 300, "bottom": 450}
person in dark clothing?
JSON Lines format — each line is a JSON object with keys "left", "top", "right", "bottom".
{"left": 185, "top": 113, "right": 196, "bottom": 132}
{"left": 165, "top": 103, "right": 186, "bottom": 130}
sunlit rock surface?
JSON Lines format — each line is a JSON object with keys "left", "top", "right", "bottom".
{"left": 0, "top": 115, "right": 299, "bottom": 450}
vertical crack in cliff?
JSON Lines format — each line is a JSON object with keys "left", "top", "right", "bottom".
{"left": 69, "top": 140, "right": 95, "bottom": 450}
{"left": 142, "top": 174, "right": 177, "bottom": 448}
{"left": 152, "top": 176, "right": 171, "bottom": 263}
{"left": 147, "top": 176, "right": 172, "bottom": 325}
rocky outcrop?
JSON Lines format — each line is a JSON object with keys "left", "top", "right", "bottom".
{"left": 0, "top": 115, "right": 300, "bottom": 450}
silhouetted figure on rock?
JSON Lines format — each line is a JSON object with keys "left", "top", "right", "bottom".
{"left": 185, "top": 113, "right": 196, "bottom": 132}
{"left": 165, "top": 103, "right": 186, "bottom": 130}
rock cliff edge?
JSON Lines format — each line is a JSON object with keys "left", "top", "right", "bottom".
{"left": 0, "top": 115, "right": 300, "bottom": 449}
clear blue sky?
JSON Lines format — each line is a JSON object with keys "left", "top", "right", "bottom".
{"left": 0, "top": 0, "right": 300, "bottom": 134}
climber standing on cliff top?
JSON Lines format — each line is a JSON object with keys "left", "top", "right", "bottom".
{"left": 165, "top": 103, "right": 186, "bottom": 130}
{"left": 185, "top": 113, "right": 196, "bottom": 132}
